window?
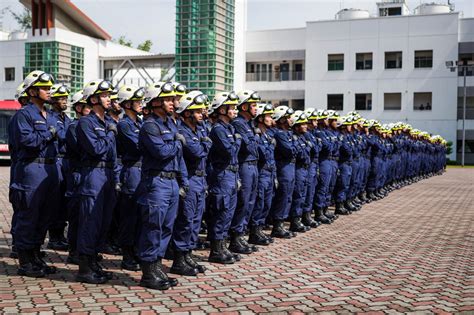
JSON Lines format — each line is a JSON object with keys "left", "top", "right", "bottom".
{"left": 385, "top": 51, "right": 402, "bottom": 69}
{"left": 4, "top": 68, "right": 15, "bottom": 81}
{"left": 458, "top": 53, "right": 474, "bottom": 77}
{"left": 327, "top": 94, "right": 344, "bottom": 110}
{"left": 414, "top": 50, "right": 433, "bottom": 68}
{"left": 414, "top": 92, "right": 432, "bottom": 111}
{"left": 328, "top": 54, "right": 344, "bottom": 71}
{"left": 384, "top": 93, "right": 402, "bottom": 110}
{"left": 355, "top": 93, "right": 372, "bottom": 110}
{"left": 356, "top": 53, "right": 373, "bottom": 70}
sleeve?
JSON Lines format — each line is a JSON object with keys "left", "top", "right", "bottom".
{"left": 16, "top": 111, "right": 55, "bottom": 150}
{"left": 182, "top": 131, "right": 210, "bottom": 160}
{"left": 232, "top": 120, "right": 258, "bottom": 156}
{"left": 210, "top": 125, "right": 236, "bottom": 160}
{"left": 274, "top": 131, "right": 296, "bottom": 158}
{"left": 117, "top": 121, "right": 140, "bottom": 156}
{"left": 76, "top": 118, "right": 115, "bottom": 158}
{"left": 140, "top": 122, "right": 180, "bottom": 161}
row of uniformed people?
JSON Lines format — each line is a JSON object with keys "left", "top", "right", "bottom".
{"left": 8, "top": 70, "right": 447, "bottom": 290}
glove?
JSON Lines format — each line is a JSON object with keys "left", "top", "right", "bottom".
{"left": 48, "top": 126, "right": 57, "bottom": 139}
{"left": 114, "top": 183, "right": 122, "bottom": 193}
{"left": 175, "top": 133, "right": 187, "bottom": 145}
{"left": 292, "top": 135, "right": 298, "bottom": 141}
{"left": 271, "top": 138, "right": 277, "bottom": 146}
{"left": 237, "top": 179, "right": 242, "bottom": 192}
{"left": 179, "top": 186, "right": 189, "bottom": 199}
{"left": 107, "top": 123, "right": 118, "bottom": 136}
{"left": 254, "top": 128, "right": 261, "bottom": 135}
{"left": 201, "top": 136, "right": 212, "bottom": 143}
{"left": 274, "top": 178, "right": 279, "bottom": 190}
{"left": 307, "top": 141, "right": 314, "bottom": 148}
{"left": 235, "top": 133, "right": 242, "bottom": 140}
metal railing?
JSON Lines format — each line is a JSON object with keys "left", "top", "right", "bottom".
{"left": 245, "top": 71, "right": 305, "bottom": 82}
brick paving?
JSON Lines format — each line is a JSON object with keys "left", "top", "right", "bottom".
{"left": 0, "top": 166, "right": 473, "bottom": 314}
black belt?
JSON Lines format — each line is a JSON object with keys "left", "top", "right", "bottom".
{"left": 193, "top": 170, "right": 206, "bottom": 177}
{"left": 83, "top": 161, "right": 114, "bottom": 169}
{"left": 23, "top": 157, "right": 56, "bottom": 164}
{"left": 148, "top": 170, "right": 177, "bottom": 179}
{"left": 123, "top": 160, "right": 142, "bottom": 168}
{"left": 226, "top": 165, "right": 239, "bottom": 172}
{"left": 243, "top": 160, "right": 258, "bottom": 165}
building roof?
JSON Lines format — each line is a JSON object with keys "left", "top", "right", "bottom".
{"left": 0, "top": 100, "right": 21, "bottom": 110}
{"left": 20, "top": 0, "right": 111, "bottom": 40}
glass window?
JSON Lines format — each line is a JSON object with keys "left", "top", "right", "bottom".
{"left": 356, "top": 53, "right": 373, "bottom": 70}
{"left": 328, "top": 54, "right": 344, "bottom": 71}
{"left": 4, "top": 67, "right": 15, "bottom": 81}
{"left": 413, "top": 92, "right": 432, "bottom": 110}
{"left": 384, "top": 93, "right": 402, "bottom": 110}
{"left": 414, "top": 50, "right": 433, "bottom": 68}
{"left": 355, "top": 93, "right": 372, "bottom": 110}
{"left": 385, "top": 51, "right": 403, "bottom": 69}
{"left": 327, "top": 94, "right": 344, "bottom": 110}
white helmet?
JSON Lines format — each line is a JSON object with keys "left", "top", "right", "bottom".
{"left": 237, "top": 90, "right": 261, "bottom": 106}
{"left": 272, "top": 105, "right": 294, "bottom": 122}
{"left": 304, "top": 107, "right": 317, "bottom": 120}
{"left": 327, "top": 110, "right": 340, "bottom": 120}
{"left": 172, "top": 82, "right": 187, "bottom": 96}
{"left": 211, "top": 91, "right": 239, "bottom": 113}
{"left": 22, "top": 70, "right": 54, "bottom": 95}
{"left": 255, "top": 103, "right": 274, "bottom": 119}
{"left": 15, "top": 82, "right": 28, "bottom": 100}
{"left": 117, "top": 85, "right": 145, "bottom": 104}
{"left": 289, "top": 110, "right": 308, "bottom": 127}
{"left": 82, "top": 80, "right": 114, "bottom": 101}
{"left": 176, "top": 91, "right": 207, "bottom": 114}
{"left": 71, "top": 90, "right": 87, "bottom": 105}
{"left": 144, "top": 81, "right": 176, "bottom": 102}
{"left": 50, "top": 83, "right": 70, "bottom": 98}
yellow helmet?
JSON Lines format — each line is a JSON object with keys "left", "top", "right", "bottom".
{"left": 255, "top": 103, "right": 275, "bottom": 119}
{"left": 304, "top": 108, "right": 318, "bottom": 120}
{"left": 211, "top": 91, "right": 240, "bottom": 112}
{"left": 15, "top": 82, "right": 28, "bottom": 100}
{"left": 50, "top": 84, "right": 70, "bottom": 98}
{"left": 237, "top": 90, "right": 261, "bottom": 106}
{"left": 117, "top": 85, "right": 145, "bottom": 104}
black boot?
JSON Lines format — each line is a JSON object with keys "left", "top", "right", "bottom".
{"left": 47, "top": 228, "right": 69, "bottom": 251}
{"left": 314, "top": 208, "right": 332, "bottom": 224}
{"left": 335, "top": 202, "right": 350, "bottom": 215}
{"left": 121, "top": 246, "right": 140, "bottom": 271}
{"left": 32, "top": 247, "right": 57, "bottom": 274}
{"left": 76, "top": 255, "right": 107, "bottom": 284}
{"left": 290, "top": 216, "right": 309, "bottom": 232}
{"left": 248, "top": 226, "right": 271, "bottom": 246}
{"left": 67, "top": 250, "right": 80, "bottom": 265}
{"left": 209, "top": 240, "right": 235, "bottom": 264}
{"left": 271, "top": 220, "right": 292, "bottom": 239}
{"left": 324, "top": 207, "right": 337, "bottom": 221}
{"left": 156, "top": 258, "right": 178, "bottom": 287}
{"left": 222, "top": 240, "right": 241, "bottom": 261}
{"left": 302, "top": 211, "right": 319, "bottom": 228}
{"left": 139, "top": 261, "right": 170, "bottom": 290}
{"left": 184, "top": 251, "right": 206, "bottom": 273}
{"left": 229, "top": 233, "right": 253, "bottom": 254}
{"left": 344, "top": 200, "right": 356, "bottom": 213}
{"left": 17, "top": 249, "right": 45, "bottom": 278}
{"left": 170, "top": 251, "right": 199, "bottom": 276}
{"left": 90, "top": 257, "right": 113, "bottom": 280}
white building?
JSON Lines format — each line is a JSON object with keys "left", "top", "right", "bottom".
{"left": 0, "top": 0, "right": 173, "bottom": 101}
{"left": 244, "top": 1, "right": 474, "bottom": 162}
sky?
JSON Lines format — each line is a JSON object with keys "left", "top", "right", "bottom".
{"left": 1, "top": 0, "right": 473, "bottom": 54}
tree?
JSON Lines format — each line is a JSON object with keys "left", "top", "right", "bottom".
{"left": 115, "top": 35, "right": 133, "bottom": 48}
{"left": 8, "top": 7, "right": 31, "bottom": 31}
{"left": 446, "top": 140, "right": 453, "bottom": 156}
{"left": 137, "top": 40, "right": 152, "bottom": 52}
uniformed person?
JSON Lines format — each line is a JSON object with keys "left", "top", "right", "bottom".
{"left": 10, "top": 70, "right": 59, "bottom": 277}
{"left": 135, "top": 82, "right": 188, "bottom": 290}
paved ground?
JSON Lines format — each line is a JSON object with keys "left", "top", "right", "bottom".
{"left": 0, "top": 166, "right": 473, "bottom": 314}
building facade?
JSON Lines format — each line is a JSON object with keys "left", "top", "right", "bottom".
{"left": 244, "top": 2, "right": 474, "bottom": 162}
{"left": 175, "top": 0, "right": 236, "bottom": 97}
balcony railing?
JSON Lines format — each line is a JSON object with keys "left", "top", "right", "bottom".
{"left": 246, "top": 71, "right": 305, "bottom": 82}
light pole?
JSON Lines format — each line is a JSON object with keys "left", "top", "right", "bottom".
{"left": 446, "top": 60, "right": 474, "bottom": 167}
